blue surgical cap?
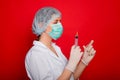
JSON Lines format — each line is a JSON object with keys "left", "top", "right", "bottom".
{"left": 32, "top": 7, "right": 62, "bottom": 36}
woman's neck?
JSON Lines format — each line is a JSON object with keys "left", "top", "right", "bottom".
{"left": 39, "top": 32, "right": 52, "bottom": 47}
{"left": 39, "top": 32, "right": 58, "bottom": 57}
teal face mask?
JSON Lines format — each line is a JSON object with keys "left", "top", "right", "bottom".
{"left": 49, "top": 22, "right": 63, "bottom": 40}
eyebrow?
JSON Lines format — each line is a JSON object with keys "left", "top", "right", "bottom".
{"left": 53, "top": 19, "right": 61, "bottom": 23}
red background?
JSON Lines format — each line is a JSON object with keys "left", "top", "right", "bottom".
{"left": 0, "top": 0, "right": 120, "bottom": 80}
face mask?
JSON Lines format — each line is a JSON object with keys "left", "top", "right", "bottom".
{"left": 49, "top": 22, "right": 63, "bottom": 40}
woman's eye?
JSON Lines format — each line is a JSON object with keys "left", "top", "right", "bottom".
{"left": 53, "top": 22, "right": 58, "bottom": 24}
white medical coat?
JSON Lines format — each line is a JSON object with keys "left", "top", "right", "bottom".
{"left": 25, "top": 40, "right": 74, "bottom": 80}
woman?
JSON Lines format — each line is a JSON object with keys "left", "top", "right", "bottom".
{"left": 25, "top": 7, "right": 96, "bottom": 80}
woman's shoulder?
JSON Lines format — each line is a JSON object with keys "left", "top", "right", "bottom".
{"left": 25, "top": 45, "right": 47, "bottom": 60}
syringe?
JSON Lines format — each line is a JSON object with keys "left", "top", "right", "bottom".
{"left": 75, "top": 32, "right": 78, "bottom": 47}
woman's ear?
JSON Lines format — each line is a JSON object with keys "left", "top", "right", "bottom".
{"left": 45, "top": 25, "right": 52, "bottom": 33}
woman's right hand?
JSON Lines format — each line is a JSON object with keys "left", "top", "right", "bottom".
{"left": 66, "top": 45, "right": 83, "bottom": 72}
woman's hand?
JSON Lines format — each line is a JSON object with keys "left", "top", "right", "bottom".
{"left": 66, "top": 45, "right": 83, "bottom": 72}
{"left": 82, "top": 40, "right": 96, "bottom": 66}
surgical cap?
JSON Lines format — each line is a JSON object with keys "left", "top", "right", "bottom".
{"left": 32, "top": 7, "right": 62, "bottom": 36}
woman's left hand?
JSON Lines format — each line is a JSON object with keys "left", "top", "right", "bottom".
{"left": 81, "top": 40, "right": 96, "bottom": 66}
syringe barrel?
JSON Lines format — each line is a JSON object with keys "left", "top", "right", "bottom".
{"left": 75, "top": 37, "right": 78, "bottom": 46}
{"left": 75, "top": 32, "right": 78, "bottom": 47}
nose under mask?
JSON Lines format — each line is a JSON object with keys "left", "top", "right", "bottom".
{"left": 48, "top": 22, "right": 63, "bottom": 40}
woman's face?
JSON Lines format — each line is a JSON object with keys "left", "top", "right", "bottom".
{"left": 45, "top": 17, "right": 61, "bottom": 33}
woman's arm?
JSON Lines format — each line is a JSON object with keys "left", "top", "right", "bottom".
{"left": 58, "top": 62, "right": 86, "bottom": 80}
{"left": 57, "top": 68, "right": 72, "bottom": 80}
{"left": 73, "top": 62, "right": 86, "bottom": 80}
{"left": 73, "top": 40, "right": 96, "bottom": 80}
{"left": 57, "top": 45, "right": 83, "bottom": 80}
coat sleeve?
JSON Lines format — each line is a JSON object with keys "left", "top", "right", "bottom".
{"left": 25, "top": 51, "right": 54, "bottom": 80}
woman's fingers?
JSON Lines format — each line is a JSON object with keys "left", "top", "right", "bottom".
{"left": 83, "top": 40, "right": 94, "bottom": 49}
{"left": 83, "top": 45, "right": 86, "bottom": 49}
{"left": 87, "top": 45, "right": 93, "bottom": 51}
{"left": 88, "top": 40, "right": 94, "bottom": 47}
{"left": 89, "top": 48, "right": 96, "bottom": 56}
{"left": 72, "top": 45, "right": 81, "bottom": 52}
{"left": 83, "top": 40, "right": 94, "bottom": 52}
